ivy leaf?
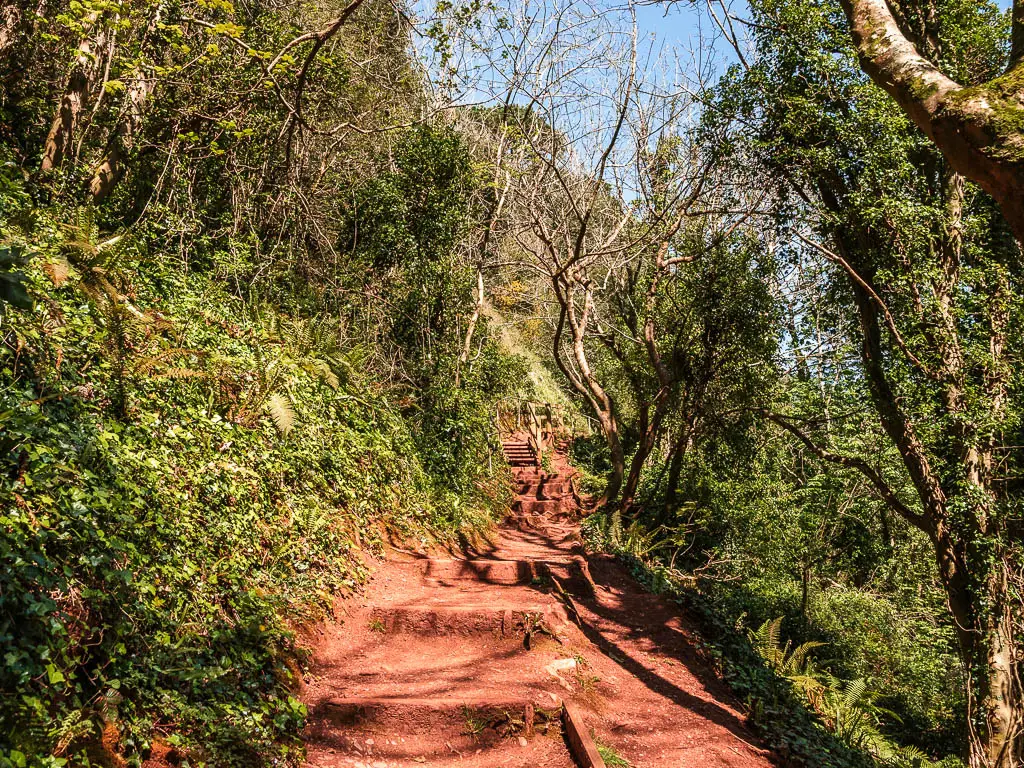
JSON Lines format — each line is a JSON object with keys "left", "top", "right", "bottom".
{"left": 45, "top": 663, "right": 65, "bottom": 685}
{"left": 0, "top": 245, "right": 32, "bottom": 313}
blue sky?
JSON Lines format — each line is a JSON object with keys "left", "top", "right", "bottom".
{"left": 635, "top": 2, "right": 714, "bottom": 55}
{"left": 632, "top": 0, "right": 1014, "bottom": 74}
{"left": 419, "top": 0, "right": 1017, "bottom": 111}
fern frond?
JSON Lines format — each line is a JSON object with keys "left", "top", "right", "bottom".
{"left": 61, "top": 237, "right": 99, "bottom": 258}
{"left": 893, "top": 744, "right": 929, "bottom": 767}
{"left": 42, "top": 257, "right": 71, "bottom": 286}
{"left": 95, "top": 234, "right": 124, "bottom": 253}
{"left": 788, "top": 673, "right": 825, "bottom": 697}
{"left": 266, "top": 392, "right": 295, "bottom": 435}
{"left": 750, "top": 617, "right": 784, "bottom": 662}
{"left": 842, "top": 678, "right": 868, "bottom": 709}
{"left": 785, "top": 640, "right": 826, "bottom": 675}
{"left": 155, "top": 368, "right": 211, "bottom": 380}
{"left": 133, "top": 348, "right": 205, "bottom": 375}
{"left": 321, "top": 366, "right": 340, "bottom": 390}
{"left": 767, "top": 617, "right": 782, "bottom": 652}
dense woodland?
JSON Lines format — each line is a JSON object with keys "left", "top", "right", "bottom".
{"left": 0, "top": 0, "right": 1021, "bottom": 767}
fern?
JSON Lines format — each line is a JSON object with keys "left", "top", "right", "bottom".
{"left": 265, "top": 393, "right": 296, "bottom": 435}
{"left": 841, "top": 677, "right": 868, "bottom": 710}
{"left": 747, "top": 618, "right": 929, "bottom": 762}
{"left": 42, "top": 256, "right": 71, "bottom": 286}
{"left": 235, "top": 310, "right": 355, "bottom": 432}
{"left": 133, "top": 348, "right": 207, "bottom": 376}
{"left": 750, "top": 616, "right": 783, "bottom": 663}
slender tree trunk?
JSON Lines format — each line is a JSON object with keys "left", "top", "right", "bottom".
{"left": 801, "top": 561, "right": 811, "bottom": 618}
{"left": 550, "top": 278, "right": 625, "bottom": 507}
{"left": 455, "top": 149, "right": 509, "bottom": 386}
{"left": 878, "top": 503, "right": 894, "bottom": 552}
{"left": 665, "top": 434, "right": 686, "bottom": 508}
{"left": 620, "top": 397, "right": 671, "bottom": 510}
{"left": 620, "top": 435, "right": 650, "bottom": 509}
{"left": 40, "top": 10, "right": 105, "bottom": 173}
{"left": 599, "top": 410, "right": 625, "bottom": 504}
{"left": 454, "top": 266, "right": 484, "bottom": 387}
{"left": 90, "top": 62, "right": 157, "bottom": 199}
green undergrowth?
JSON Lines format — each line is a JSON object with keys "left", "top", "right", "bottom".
{"left": 580, "top": 511, "right": 955, "bottom": 768}
{"left": 567, "top": 434, "right": 610, "bottom": 499}
{"left": 0, "top": 209, "right": 512, "bottom": 766}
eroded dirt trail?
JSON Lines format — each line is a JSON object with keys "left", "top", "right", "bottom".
{"left": 301, "top": 437, "right": 777, "bottom": 768}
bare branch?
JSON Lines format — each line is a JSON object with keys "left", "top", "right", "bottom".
{"left": 763, "top": 410, "right": 929, "bottom": 531}
{"left": 792, "top": 229, "right": 935, "bottom": 379}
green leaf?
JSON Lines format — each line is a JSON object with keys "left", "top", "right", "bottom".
{"left": 45, "top": 664, "right": 65, "bottom": 685}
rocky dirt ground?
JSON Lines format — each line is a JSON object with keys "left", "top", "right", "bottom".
{"left": 300, "top": 436, "right": 777, "bottom": 768}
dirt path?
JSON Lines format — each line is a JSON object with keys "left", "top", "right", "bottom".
{"left": 301, "top": 437, "right": 777, "bottom": 768}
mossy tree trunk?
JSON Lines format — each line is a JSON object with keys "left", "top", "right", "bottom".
{"left": 839, "top": 0, "right": 1024, "bottom": 245}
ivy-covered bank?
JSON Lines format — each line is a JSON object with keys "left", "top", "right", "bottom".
{"left": 581, "top": 509, "right": 962, "bottom": 768}
{"left": 0, "top": 207, "right": 518, "bottom": 765}
{"left": 0, "top": 3, "right": 529, "bottom": 756}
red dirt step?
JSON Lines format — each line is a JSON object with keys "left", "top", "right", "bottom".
{"left": 513, "top": 499, "right": 569, "bottom": 515}
{"left": 395, "top": 557, "right": 585, "bottom": 585}
{"left": 305, "top": 733, "right": 574, "bottom": 768}
{"left": 306, "top": 632, "right": 573, "bottom": 704}
{"left": 311, "top": 695, "right": 562, "bottom": 730}
{"left": 305, "top": 698, "right": 573, "bottom": 768}
{"left": 368, "top": 602, "right": 568, "bottom": 636}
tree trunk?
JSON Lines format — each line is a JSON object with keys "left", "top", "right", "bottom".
{"left": 90, "top": 60, "right": 157, "bottom": 199}
{"left": 839, "top": 232, "right": 1022, "bottom": 767}
{"left": 550, "top": 277, "right": 625, "bottom": 508}
{"left": 620, "top": 397, "right": 672, "bottom": 511}
{"left": 665, "top": 434, "right": 686, "bottom": 508}
{"left": 943, "top": 549, "right": 1023, "bottom": 768}
{"left": 620, "top": 436, "right": 651, "bottom": 510}
{"left": 599, "top": 411, "right": 626, "bottom": 505}
{"left": 40, "top": 10, "right": 105, "bottom": 174}
{"left": 801, "top": 561, "right": 811, "bottom": 618}
{"left": 454, "top": 266, "right": 484, "bottom": 387}
{"left": 981, "top": 565, "right": 1022, "bottom": 768}
{"left": 838, "top": 0, "right": 1024, "bottom": 244}
{"left": 0, "top": 4, "right": 20, "bottom": 55}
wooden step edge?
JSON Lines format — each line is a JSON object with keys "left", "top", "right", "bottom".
{"left": 563, "top": 702, "right": 607, "bottom": 768}
{"left": 394, "top": 556, "right": 583, "bottom": 567}
{"left": 392, "top": 557, "right": 587, "bottom": 585}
